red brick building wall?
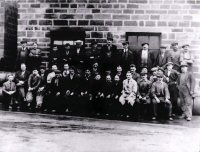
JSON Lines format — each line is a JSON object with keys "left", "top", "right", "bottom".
{"left": 17, "top": 0, "right": 200, "bottom": 90}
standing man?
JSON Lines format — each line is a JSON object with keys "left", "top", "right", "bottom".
{"left": 16, "top": 40, "right": 30, "bottom": 69}
{"left": 180, "top": 44, "right": 194, "bottom": 72}
{"left": 71, "top": 40, "right": 85, "bottom": 70}
{"left": 28, "top": 42, "right": 41, "bottom": 70}
{"left": 2, "top": 74, "right": 16, "bottom": 110}
{"left": 15, "top": 63, "right": 30, "bottom": 111}
{"left": 177, "top": 62, "right": 195, "bottom": 121}
{"left": 62, "top": 43, "right": 72, "bottom": 66}
{"left": 170, "top": 42, "right": 181, "bottom": 71}
{"left": 164, "top": 62, "right": 180, "bottom": 115}
{"left": 136, "top": 43, "right": 155, "bottom": 72}
{"left": 155, "top": 45, "right": 172, "bottom": 68}
{"left": 119, "top": 41, "right": 134, "bottom": 71}
{"left": 100, "top": 37, "right": 118, "bottom": 72}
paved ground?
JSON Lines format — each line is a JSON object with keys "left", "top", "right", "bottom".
{"left": 0, "top": 111, "right": 200, "bottom": 152}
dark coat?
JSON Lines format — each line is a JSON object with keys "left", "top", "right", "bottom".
{"left": 164, "top": 69, "right": 179, "bottom": 84}
{"left": 17, "top": 47, "right": 30, "bottom": 65}
{"left": 118, "top": 49, "right": 134, "bottom": 69}
{"left": 70, "top": 46, "right": 85, "bottom": 68}
{"left": 28, "top": 74, "right": 41, "bottom": 91}
{"left": 156, "top": 51, "right": 172, "bottom": 68}
{"left": 136, "top": 49, "right": 157, "bottom": 71}
{"left": 15, "top": 70, "right": 30, "bottom": 88}
{"left": 100, "top": 44, "right": 118, "bottom": 71}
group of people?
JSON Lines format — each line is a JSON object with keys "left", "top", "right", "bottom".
{"left": 2, "top": 36, "right": 195, "bottom": 121}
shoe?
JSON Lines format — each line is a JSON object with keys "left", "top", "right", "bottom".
{"left": 169, "top": 117, "right": 173, "bottom": 121}
{"left": 186, "top": 117, "right": 191, "bottom": 121}
{"left": 179, "top": 114, "right": 185, "bottom": 119}
{"left": 152, "top": 117, "right": 156, "bottom": 120}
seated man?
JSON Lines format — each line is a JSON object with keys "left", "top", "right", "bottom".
{"left": 136, "top": 71, "right": 152, "bottom": 119}
{"left": 151, "top": 72, "right": 173, "bottom": 121}
{"left": 27, "top": 68, "right": 41, "bottom": 111}
{"left": 2, "top": 74, "right": 16, "bottom": 110}
{"left": 119, "top": 71, "right": 137, "bottom": 118}
{"left": 111, "top": 75, "right": 123, "bottom": 117}
{"left": 101, "top": 75, "right": 113, "bottom": 116}
{"left": 130, "top": 64, "right": 140, "bottom": 81}
{"left": 15, "top": 63, "right": 30, "bottom": 111}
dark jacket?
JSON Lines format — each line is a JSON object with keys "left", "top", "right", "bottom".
{"left": 156, "top": 51, "right": 172, "bottom": 68}
{"left": 136, "top": 49, "right": 157, "bottom": 71}
{"left": 28, "top": 74, "right": 41, "bottom": 91}
{"left": 15, "top": 70, "right": 30, "bottom": 87}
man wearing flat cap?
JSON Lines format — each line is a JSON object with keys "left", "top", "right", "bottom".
{"left": 100, "top": 36, "right": 118, "bottom": 72}
{"left": 170, "top": 41, "right": 181, "bottom": 71}
{"left": 177, "top": 62, "right": 195, "bottom": 121}
{"left": 151, "top": 72, "right": 173, "bottom": 121}
{"left": 155, "top": 45, "right": 172, "bottom": 68}
{"left": 136, "top": 43, "right": 156, "bottom": 72}
{"left": 16, "top": 40, "right": 30, "bottom": 69}
{"left": 164, "top": 61, "right": 180, "bottom": 115}
{"left": 118, "top": 41, "right": 135, "bottom": 72}
{"left": 180, "top": 44, "right": 194, "bottom": 72}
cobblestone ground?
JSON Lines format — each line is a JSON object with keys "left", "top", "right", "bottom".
{"left": 0, "top": 111, "right": 199, "bottom": 152}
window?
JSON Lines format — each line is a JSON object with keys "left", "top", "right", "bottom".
{"left": 50, "top": 28, "right": 86, "bottom": 48}
{"left": 126, "top": 32, "right": 161, "bottom": 52}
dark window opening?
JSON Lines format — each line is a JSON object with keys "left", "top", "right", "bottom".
{"left": 126, "top": 32, "right": 161, "bottom": 52}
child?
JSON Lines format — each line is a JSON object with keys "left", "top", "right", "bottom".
{"left": 2, "top": 74, "right": 16, "bottom": 110}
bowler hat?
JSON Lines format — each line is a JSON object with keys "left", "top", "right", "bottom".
{"left": 122, "top": 41, "right": 129, "bottom": 45}
{"left": 21, "top": 40, "right": 27, "bottom": 44}
{"left": 75, "top": 40, "right": 83, "bottom": 44}
{"left": 142, "top": 43, "right": 149, "bottom": 46}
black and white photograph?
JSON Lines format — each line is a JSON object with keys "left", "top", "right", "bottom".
{"left": 0, "top": 0, "right": 200, "bottom": 151}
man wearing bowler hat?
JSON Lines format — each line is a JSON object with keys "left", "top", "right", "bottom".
{"left": 71, "top": 40, "right": 85, "bottom": 69}
{"left": 16, "top": 40, "right": 30, "bottom": 68}
{"left": 100, "top": 36, "right": 118, "bottom": 72}
{"left": 155, "top": 45, "right": 172, "bottom": 68}
{"left": 136, "top": 43, "right": 156, "bottom": 72}
{"left": 177, "top": 62, "right": 195, "bottom": 121}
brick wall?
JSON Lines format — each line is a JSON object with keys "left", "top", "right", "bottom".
{"left": 17, "top": 0, "right": 200, "bottom": 90}
{"left": 0, "top": 0, "right": 18, "bottom": 70}
{"left": 0, "top": 1, "right": 5, "bottom": 59}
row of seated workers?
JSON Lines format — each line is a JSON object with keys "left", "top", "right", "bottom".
{"left": 2, "top": 39, "right": 195, "bottom": 121}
